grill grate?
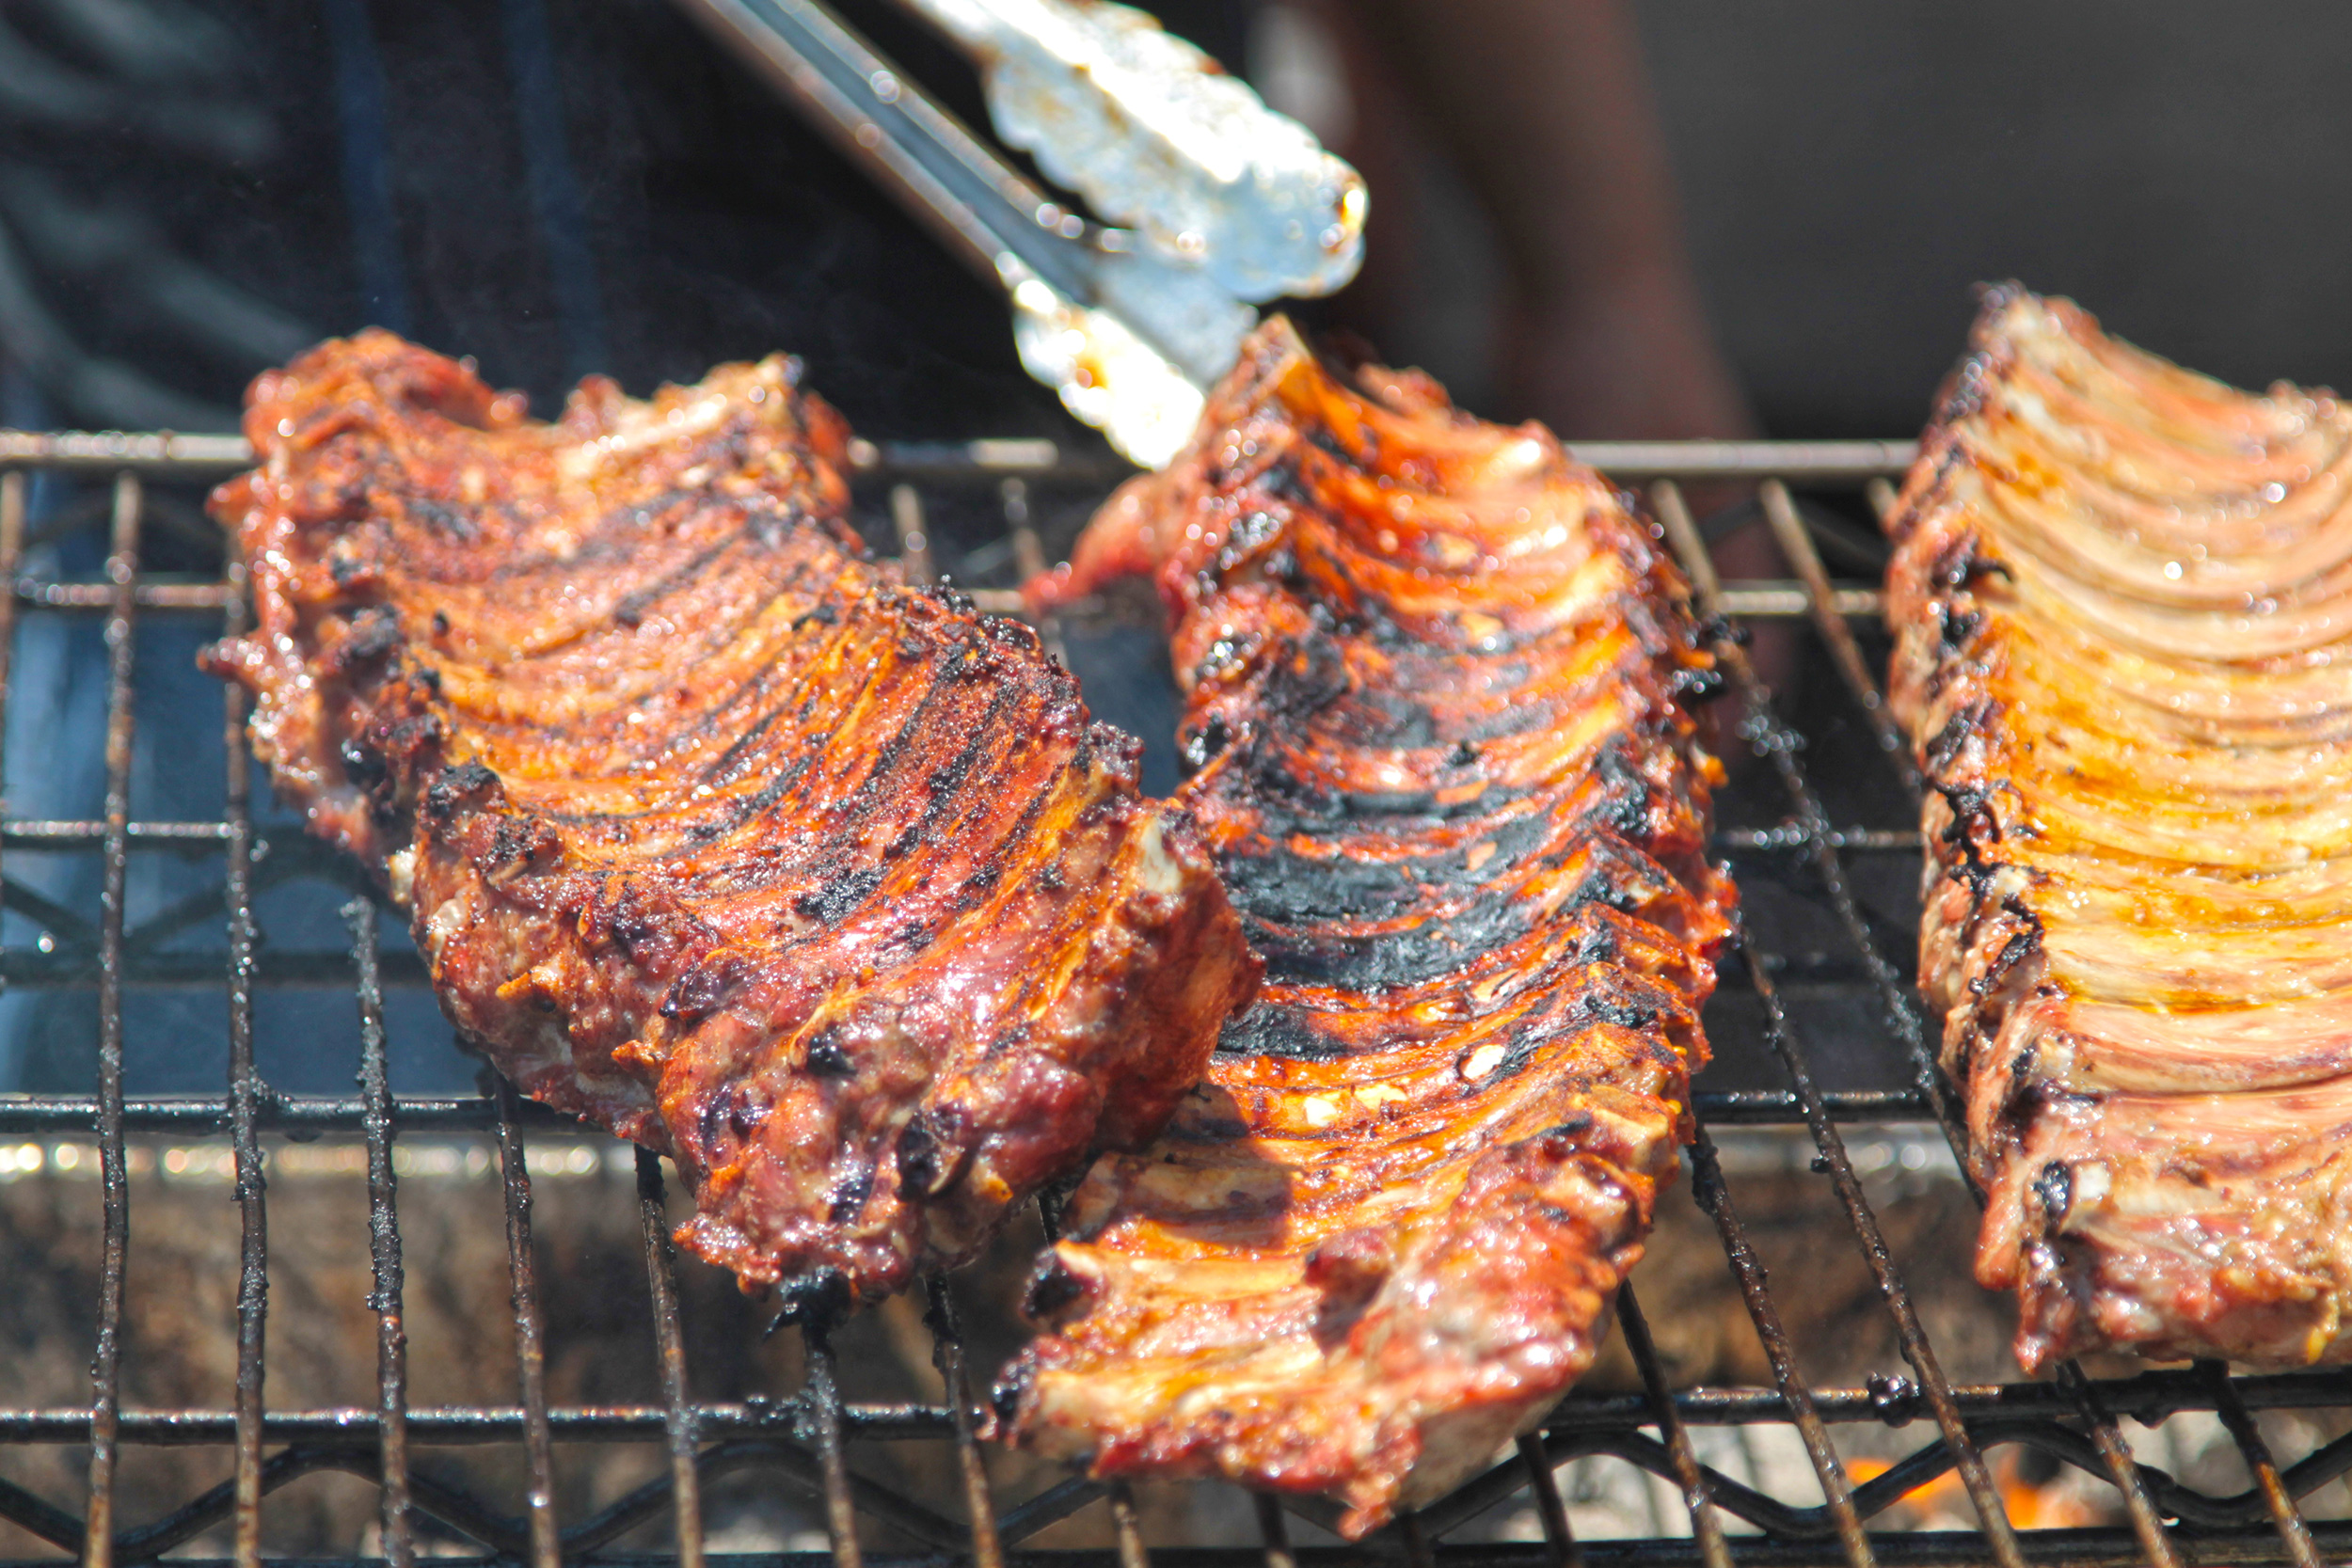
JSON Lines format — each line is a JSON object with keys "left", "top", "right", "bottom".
{"left": 0, "top": 433, "right": 2347, "bottom": 1568}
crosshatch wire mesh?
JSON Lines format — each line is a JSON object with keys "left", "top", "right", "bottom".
{"left": 0, "top": 431, "right": 2348, "bottom": 1568}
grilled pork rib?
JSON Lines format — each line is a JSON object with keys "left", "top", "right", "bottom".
{"left": 1889, "top": 288, "right": 2352, "bottom": 1370}
{"left": 201, "top": 331, "right": 1256, "bottom": 1312}
{"left": 1001, "top": 320, "right": 1734, "bottom": 1535}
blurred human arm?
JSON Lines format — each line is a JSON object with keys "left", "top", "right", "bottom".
{"left": 1347, "top": 0, "right": 1753, "bottom": 443}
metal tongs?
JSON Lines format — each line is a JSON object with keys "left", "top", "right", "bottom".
{"left": 672, "top": 0, "right": 1367, "bottom": 466}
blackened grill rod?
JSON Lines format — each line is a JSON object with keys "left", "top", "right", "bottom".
{"left": 80, "top": 472, "right": 142, "bottom": 1568}
{"left": 0, "top": 480, "right": 22, "bottom": 1543}
{"left": 1680, "top": 1126, "right": 1876, "bottom": 1568}
{"left": 1617, "top": 1282, "right": 1730, "bottom": 1568}
{"left": 8, "top": 1367, "right": 2350, "bottom": 1444}
{"left": 2054, "top": 1363, "right": 2184, "bottom": 1568}
{"left": 1757, "top": 481, "right": 1918, "bottom": 795}
{"left": 0, "top": 471, "right": 21, "bottom": 973}
{"left": 2204, "top": 1363, "right": 2324, "bottom": 1568}
{"left": 1721, "top": 910, "right": 2028, "bottom": 1567}
{"left": 803, "top": 1322, "right": 866, "bottom": 1568}
{"left": 221, "top": 550, "right": 268, "bottom": 1568}
{"left": 494, "top": 1079, "right": 564, "bottom": 1568}
{"left": 636, "top": 1147, "right": 707, "bottom": 1568}
{"left": 994, "top": 1474, "right": 1106, "bottom": 1544}
{"left": 12, "top": 579, "right": 234, "bottom": 611}
{"left": 4, "top": 818, "right": 235, "bottom": 840}
{"left": 1513, "top": 1433, "right": 1584, "bottom": 1568}
{"left": 922, "top": 1275, "right": 1007, "bottom": 1568}
{"left": 1653, "top": 479, "right": 2027, "bottom": 1568}
{"left": 1765, "top": 479, "right": 1976, "bottom": 1184}
{"left": 347, "top": 897, "right": 415, "bottom": 1568}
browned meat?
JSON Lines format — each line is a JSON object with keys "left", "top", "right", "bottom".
{"left": 200, "top": 331, "right": 1257, "bottom": 1314}
{"left": 1887, "top": 287, "right": 2352, "bottom": 1370}
{"left": 998, "top": 319, "right": 1734, "bottom": 1535}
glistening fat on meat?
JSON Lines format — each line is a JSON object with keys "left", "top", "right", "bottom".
{"left": 200, "top": 331, "right": 1258, "bottom": 1314}
{"left": 1887, "top": 287, "right": 2352, "bottom": 1370}
{"left": 999, "top": 318, "right": 1735, "bottom": 1537}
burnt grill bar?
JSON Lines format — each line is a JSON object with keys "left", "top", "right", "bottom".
{"left": 1513, "top": 1434, "right": 1582, "bottom": 1568}
{"left": 2050, "top": 1368, "right": 2177, "bottom": 1568}
{"left": 222, "top": 536, "right": 267, "bottom": 1568}
{"left": 82, "top": 472, "right": 144, "bottom": 1568}
{"left": 638, "top": 1146, "right": 710, "bottom": 1568}
{"left": 8, "top": 1363, "right": 2352, "bottom": 1443}
{"left": 1682, "top": 1125, "right": 1875, "bottom": 1566}
{"left": 345, "top": 897, "right": 416, "bottom": 1568}
{"left": 926, "top": 1275, "right": 1009, "bottom": 1568}
{"left": 0, "top": 471, "right": 22, "bottom": 970}
{"left": 2204, "top": 1365, "right": 2320, "bottom": 1568}
{"left": 0, "top": 434, "right": 2343, "bottom": 1568}
{"left": 1617, "top": 1282, "right": 1730, "bottom": 1567}
{"left": 493, "top": 1081, "right": 564, "bottom": 1568}
{"left": 1757, "top": 482, "right": 1920, "bottom": 798}
{"left": 803, "top": 1323, "right": 867, "bottom": 1568}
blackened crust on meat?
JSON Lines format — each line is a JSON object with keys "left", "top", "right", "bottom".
{"left": 1002, "top": 319, "right": 1734, "bottom": 1537}
{"left": 1885, "top": 289, "right": 2352, "bottom": 1371}
{"left": 199, "top": 330, "right": 1258, "bottom": 1310}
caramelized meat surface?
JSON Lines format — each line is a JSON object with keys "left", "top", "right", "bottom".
{"left": 1888, "top": 288, "right": 2352, "bottom": 1369}
{"left": 1001, "top": 320, "right": 1733, "bottom": 1534}
{"left": 202, "top": 332, "right": 1255, "bottom": 1312}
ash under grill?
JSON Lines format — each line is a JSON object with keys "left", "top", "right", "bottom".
{"left": 0, "top": 433, "right": 2345, "bottom": 1568}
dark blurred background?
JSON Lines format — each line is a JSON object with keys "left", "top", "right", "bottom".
{"left": 1, "top": 0, "right": 2344, "bottom": 1097}
{"left": 8, "top": 0, "right": 2352, "bottom": 440}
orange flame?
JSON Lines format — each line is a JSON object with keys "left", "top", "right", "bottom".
{"left": 1843, "top": 1452, "right": 2102, "bottom": 1530}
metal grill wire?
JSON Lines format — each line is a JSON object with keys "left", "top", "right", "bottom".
{"left": 0, "top": 434, "right": 2346, "bottom": 1567}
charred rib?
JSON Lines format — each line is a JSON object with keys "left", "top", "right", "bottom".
{"left": 201, "top": 331, "right": 1257, "bottom": 1311}
{"left": 1000, "top": 319, "right": 1733, "bottom": 1535}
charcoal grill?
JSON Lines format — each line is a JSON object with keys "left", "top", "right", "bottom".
{"left": 0, "top": 429, "right": 2347, "bottom": 1568}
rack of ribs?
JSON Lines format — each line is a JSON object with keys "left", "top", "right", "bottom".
{"left": 999, "top": 318, "right": 1735, "bottom": 1534}
{"left": 201, "top": 331, "right": 1256, "bottom": 1315}
{"left": 1887, "top": 286, "right": 2352, "bottom": 1370}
